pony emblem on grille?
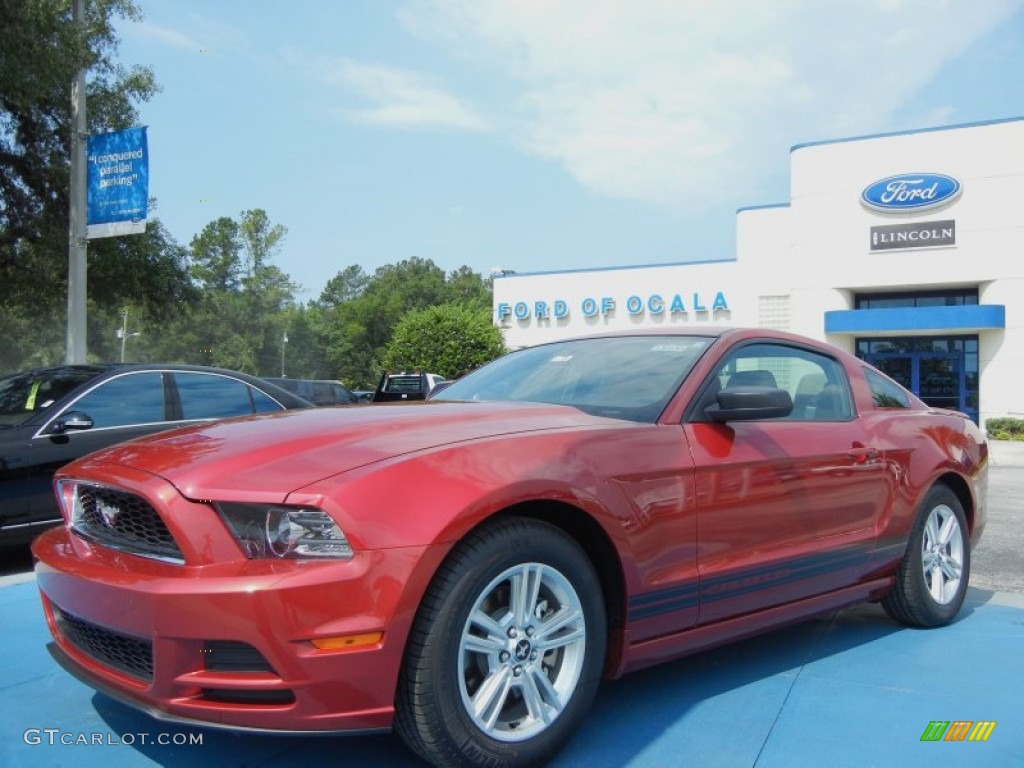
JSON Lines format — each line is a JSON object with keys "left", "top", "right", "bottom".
{"left": 97, "top": 499, "right": 121, "bottom": 528}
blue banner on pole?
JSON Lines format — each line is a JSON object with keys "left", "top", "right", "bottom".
{"left": 87, "top": 126, "right": 149, "bottom": 239}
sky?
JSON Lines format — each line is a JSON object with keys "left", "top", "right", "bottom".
{"left": 114, "top": 0, "right": 1024, "bottom": 301}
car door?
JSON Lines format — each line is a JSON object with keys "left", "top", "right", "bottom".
{"left": 684, "top": 341, "right": 896, "bottom": 624}
{"left": 0, "top": 423, "right": 48, "bottom": 539}
{"left": 24, "top": 371, "right": 171, "bottom": 523}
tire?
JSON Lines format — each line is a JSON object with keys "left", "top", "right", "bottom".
{"left": 882, "top": 484, "right": 970, "bottom": 628}
{"left": 395, "top": 517, "right": 607, "bottom": 768}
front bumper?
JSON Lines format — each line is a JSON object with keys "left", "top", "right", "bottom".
{"left": 33, "top": 526, "right": 439, "bottom": 733}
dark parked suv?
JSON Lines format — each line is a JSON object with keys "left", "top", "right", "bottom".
{"left": 262, "top": 378, "right": 359, "bottom": 406}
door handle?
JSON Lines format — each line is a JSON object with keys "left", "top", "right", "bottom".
{"left": 848, "top": 444, "right": 879, "bottom": 464}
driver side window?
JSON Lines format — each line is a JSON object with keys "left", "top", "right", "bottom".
{"left": 696, "top": 343, "right": 853, "bottom": 422}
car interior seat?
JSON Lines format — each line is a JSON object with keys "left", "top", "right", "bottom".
{"left": 792, "top": 373, "right": 827, "bottom": 419}
{"left": 725, "top": 369, "right": 778, "bottom": 389}
{"left": 813, "top": 384, "right": 849, "bottom": 420}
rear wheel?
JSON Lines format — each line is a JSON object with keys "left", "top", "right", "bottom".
{"left": 882, "top": 485, "right": 970, "bottom": 627}
{"left": 395, "top": 517, "right": 606, "bottom": 768}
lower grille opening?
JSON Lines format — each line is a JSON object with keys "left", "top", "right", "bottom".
{"left": 54, "top": 606, "right": 153, "bottom": 681}
{"left": 203, "top": 640, "right": 277, "bottom": 673}
{"left": 200, "top": 688, "right": 295, "bottom": 705}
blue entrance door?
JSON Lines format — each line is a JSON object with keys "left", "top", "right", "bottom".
{"left": 866, "top": 352, "right": 972, "bottom": 421}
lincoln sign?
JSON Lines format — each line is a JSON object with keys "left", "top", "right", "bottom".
{"left": 870, "top": 220, "right": 955, "bottom": 252}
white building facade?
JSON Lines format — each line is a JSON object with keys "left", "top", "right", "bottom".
{"left": 493, "top": 117, "right": 1024, "bottom": 427}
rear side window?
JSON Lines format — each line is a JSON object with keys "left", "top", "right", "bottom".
{"left": 863, "top": 367, "right": 910, "bottom": 409}
{"left": 252, "top": 388, "right": 283, "bottom": 412}
{"left": 175, "top": 373, "right": 255, "bottom": 420}
{"left": 70, "top": 372, "right": 166, "bottom": 428}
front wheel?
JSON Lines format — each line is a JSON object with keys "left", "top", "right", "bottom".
{"left": 395, "top": 517, "right": 607, "bottom": 768}
{"left": 882, "top": 484, "right": 970, "bottom": 627}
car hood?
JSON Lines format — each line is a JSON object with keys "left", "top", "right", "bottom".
{"left": 66, "top": 401, "right": 620, "bottom": 502}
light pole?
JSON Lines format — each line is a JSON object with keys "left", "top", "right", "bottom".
{"left": 66, "top": 0, "right": 88, "bottom": 363}
{"left": 281, "top": 332, "right": 288, "bottom": 376}
{"left": 118, "top": 310, "right": 141, "bottom": 362}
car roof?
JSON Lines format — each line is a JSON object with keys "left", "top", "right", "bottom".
{"left": 11, "top": 363, "right": 271, "bottom": 377}
{"left": 2, "top": 363, "right": 314, "bottom": 405}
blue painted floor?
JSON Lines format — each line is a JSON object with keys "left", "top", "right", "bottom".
{"left": 2, "top": 577, "right": 1021, "bottom": 767}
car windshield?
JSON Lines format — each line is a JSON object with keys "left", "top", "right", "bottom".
{"left": 0, "top": 368, "right": 100, "bottom": 427}
{"left": 434, "top": 335, "right": 714, "bottom": 422}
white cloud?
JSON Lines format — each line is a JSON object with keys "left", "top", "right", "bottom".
{"left": 180, "top": 12, "right": 252, "bottom": 53}
{"left": 398, "top": 0, "right": 1022, "bottom": 209}
{"left": 127, "top": 14, "right": 250, "bottom": 53}
{"left": 285, "top": 52, "right": 490, "bottom": 132}
{"left": 131, "top": 21, "right": 200, "bottom": 50}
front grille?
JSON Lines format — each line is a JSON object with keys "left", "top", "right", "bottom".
{"left": 54, "top": 606, "right": 153, "bottom": 681}
{"left": 71, "top": 484, "right": 183, "bottom": 562}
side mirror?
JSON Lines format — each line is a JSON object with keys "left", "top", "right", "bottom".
{"left": 50, "top": 411, "right": 94, "bottom": 434}
{"left": 705, "top": 387, "right": 793, "bottom": 422}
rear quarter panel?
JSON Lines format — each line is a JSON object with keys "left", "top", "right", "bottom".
{"left": 857, "top": 407, "right": 987, "bottom": 555}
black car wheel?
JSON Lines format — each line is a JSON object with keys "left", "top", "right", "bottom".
{"left": 882, "top": 484, "right": 970, "bottom": 627}
{"left": 395, "top": 517, "right": 606, "bottom": 768}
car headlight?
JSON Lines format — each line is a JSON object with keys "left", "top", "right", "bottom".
{"left": 216, "top": 503, "right": 353, "bottom": 560}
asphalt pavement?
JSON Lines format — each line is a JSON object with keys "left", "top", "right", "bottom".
{"left": 973, "top": 439, "right": 1024, "bottom": 592}
{"left": 2, "top": 442, "right": 1022, "bottom": 767}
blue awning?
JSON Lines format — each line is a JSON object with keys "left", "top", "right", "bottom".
{"left": 824, "top": 305, "right": 1005, "bottom": 334}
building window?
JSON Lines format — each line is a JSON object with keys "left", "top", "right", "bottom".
{"left": 758, "top": 295, "right": 790, "bottom": 330}
{"left": 855, "top": 289, "right": 978, "bottom": 310}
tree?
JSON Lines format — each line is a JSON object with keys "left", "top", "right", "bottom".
{"left": 0, "top": 215, "right": 191, "bottom": 370}
{"left": 189, "top": 217, "right": 242, "bottom": 293}
{"left": 238, "top": 208, "right": 286, "bottom": 280}
{"left": 278, "top": 304, "right": 329, "bottom": 379}
{"left": 380, "top": 303, "right": 505, "bottom": 379}
{"left": 316, "top": 265, "right": 368, "bottom": 308}
{"left": 446, "top": 265, "right": 492, "bottom": 310}
{"left": 311, "top": 258, "right": 496, "bottom": 386}
{"left": 173, "top": 209, "right": 295, "bottom": 374}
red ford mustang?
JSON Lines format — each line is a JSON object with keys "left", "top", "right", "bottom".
{"left": 33, "top": 329, "right": 987, "bottom": 767}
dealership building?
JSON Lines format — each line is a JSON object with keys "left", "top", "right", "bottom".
{"left": 492, "top": 117, "right": 1023, "bottom": 427}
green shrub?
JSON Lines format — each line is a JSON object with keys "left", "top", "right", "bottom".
{"left": 986, "top": 417, "right": 1024, "bottom": 441}
{"left": 380, "top": 303, "right": 506, "bottom": 379}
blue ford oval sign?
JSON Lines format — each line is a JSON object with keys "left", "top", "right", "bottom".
{"left": 861, "top": 173, "right": 962, "bottom": 212}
